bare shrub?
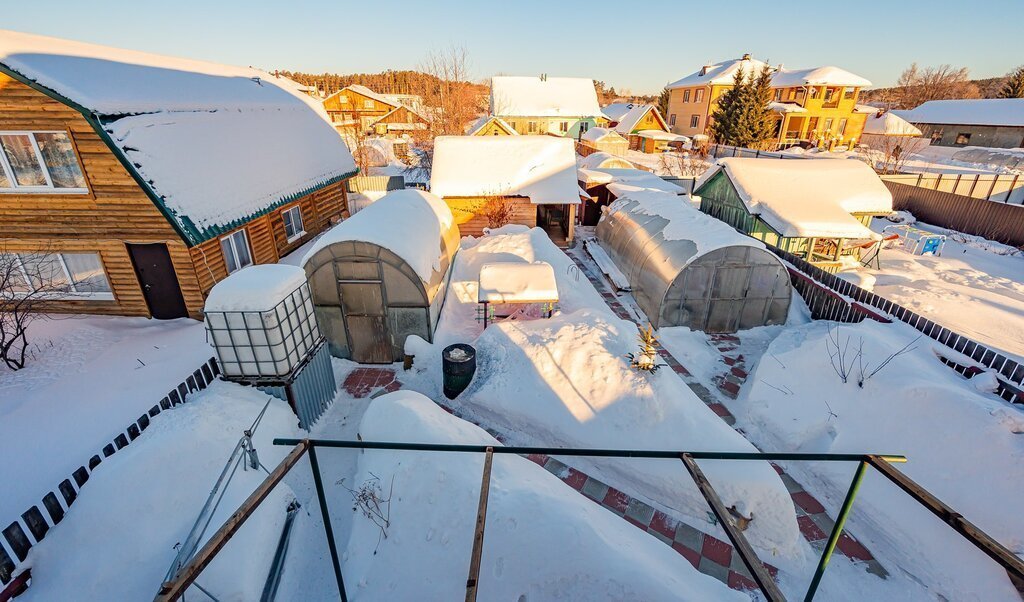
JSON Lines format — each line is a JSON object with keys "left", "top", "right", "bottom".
{"left": 1, "top": 246, "right": 69, "bottom": 370}
{"left": 340, "top": 472, "right": 394, "bottom": 553}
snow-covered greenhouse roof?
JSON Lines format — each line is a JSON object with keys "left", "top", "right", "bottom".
{"left": 863, "top": 112, "right": 923, "bottom": 136}
{"left": 490, "top": 76, "right": 604, "bottom": 118}
{"left": 699, "top": 158, "right": 891, "bottom": 239}
{"left": 0, "top": 29, "right": 357, "bottom": 245}
{"left": 430, "top": 136, "right": 581, "bottom": 204}
{"left": 302, "top": 189, "right": 456, "bottom": 284}
{"left": 577, "top": 152, "right": 634, "bottom": 172}
{"left": 578, "top": 167, "right": 687, "bottom": 196}
{"left": 894, "top": 98, "right": 1024, "bottom": 128}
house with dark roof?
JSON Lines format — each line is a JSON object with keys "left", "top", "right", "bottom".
{"left": 0, "top": 30, "right": 357, "bottom": 319}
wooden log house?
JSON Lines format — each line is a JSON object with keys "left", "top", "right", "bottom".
{"left": 0, "top": 30, "right": 357, "bottom": 320}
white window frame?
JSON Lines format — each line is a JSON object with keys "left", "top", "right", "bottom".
{"left": 695, "top": 89, "right": 705, "bottom": 103}
{"left": 690, "top": 115, "right": 700, "bottom": 128}
{"left": 8, "top": 252, "right": 113, "bottom": 300}
{"left": 282, "top": 205, "right": 306, "bottom": 242}
{"left": 0, "top": 130, "right": 88, "bottom": 194}
{"left": 220, "top": 229, "right": 253, "bottom": 274}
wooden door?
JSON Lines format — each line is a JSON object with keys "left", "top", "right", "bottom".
{"left": 339, "top": 279, "right": 392, "bottom": 363}
{"left": 126, "top": 243, "right": 188, "bottom": 319}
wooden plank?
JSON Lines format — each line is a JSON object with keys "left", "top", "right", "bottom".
{"left": 465, "top": 447, "right": 494, "bottom": 602}
{"left": 680, "top": 453, "right": 786, "bottom": 602}
{"left": 866, "top": 456, "right": 1024, "bottom": 581}
{"left": 154, "top": 441, "right": 310, "bottom": 602}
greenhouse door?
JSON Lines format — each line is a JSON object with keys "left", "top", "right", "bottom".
{"left": 339, "top": 279, "right": 393, "bottom": 364}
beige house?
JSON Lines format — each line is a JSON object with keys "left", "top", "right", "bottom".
{"left": 490, "top": 76, "right": 609, "bottom": 138}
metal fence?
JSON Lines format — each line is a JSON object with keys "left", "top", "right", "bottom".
{"left": 880, "top": 172, "right": 1024, "bottom": 205}
{"left": 155, "top": 438, "right": 1024, "bottom": 602}
{"left": 345, "top": 175, "right": 405, "bottom": 194}
{"left": 770, "top": 243, "right": 1024, "bottom": 405}
{"left": 883, "top": 181, "right": 1024, "bottom": 247}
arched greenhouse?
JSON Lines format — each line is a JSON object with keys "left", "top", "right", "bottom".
{"left": 302, "top": 190, "right": 460, "bottom": 363}
{"left": 596, "top": 191, "right": 791, "bottom": 333}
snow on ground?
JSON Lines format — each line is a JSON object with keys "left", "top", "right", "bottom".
{"left": 0, "top": 315, "right": 209, "bottom": 525}
{"left": 341, "top": 391, "right": 744, "bottom": 601}
{"left": 402, "top": 225, "right": 805, "bottom": 567}
{"left": 20, "top": 382, "right": 301, "bottom": 601}
{"left": 837, "top": 217, "right": 1024, "bottom": 360}
{"left": 737, "top": 319, "right": 1024, "bottom": 600}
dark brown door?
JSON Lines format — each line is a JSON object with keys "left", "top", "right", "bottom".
{"left": 126, "top": 243, "right": 188, "bottom": 319}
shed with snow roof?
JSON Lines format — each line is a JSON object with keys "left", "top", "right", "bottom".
{"left": 893, "top": 98, "right": 1024, "bottom": 149}
{"left": 302, "top": 190, "right": 459, "bottom": 363}
{"left": 430, "top": 135, "right": 583, "bottom": 243}
{"left": 580, "top": 127, "right": 628, "bottom": 155}
{"left": 596, "top": 190, "right": 790, "bottom": 332}
{"left": 0, "top": 30, "right": 357, "bottom": 320}
{"left": 577, "top": 166, "right": 687, "bottom": 226}
{"left": 695, "top": 158, "right": 892, "bottom": 272}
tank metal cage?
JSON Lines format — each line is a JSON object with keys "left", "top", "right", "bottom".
{"left": 205, "top": 282, "right": 321, "bottom": 381}
{"left": 154, "top": 439, "right": 1024, "bottom": 602}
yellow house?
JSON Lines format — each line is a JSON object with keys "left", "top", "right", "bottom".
{"left": 323, "top": 84, "right": 400, "bottom": 134}
{"left": 466, "top": 115, "right": 518, "bottom": 136}
{"left": 666, "top": 54, "right": 872, "bottom": 149}
{"left": 490, "top": 76, "right": 609, "bottom": 138}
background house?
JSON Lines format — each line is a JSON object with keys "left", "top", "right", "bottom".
{"left": 430, "top": 136, "right": 582, "bottom": 244}
{"left": 666, "top": 54, "right": 871, "bottom": 149}
{"left": 694, "top": 158, "right": 892, "bottom": 272}
{"left": 323, "top": 84, "right": 400, "bottom": 134}
{"left": 466, "top": 115, "right": 518, "bottom": 136}
{"left": 490, "top": 75, "right": 608, "bottom": 138}
{"left": 894, "top": 98, "right": 1024, "bottom": 148}
{"left": 0, "top": 30, "right": 357, "bottom": 320}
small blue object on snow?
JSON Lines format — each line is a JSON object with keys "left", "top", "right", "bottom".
{"left": 883, "top": 225, "right": 946, "bottom": 256}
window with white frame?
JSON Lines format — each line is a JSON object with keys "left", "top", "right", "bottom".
{"left": 559, "top": 121, "right": 569, "bottom": 133}
{"left": 690, "top": 115, "right": 700, "bottom": 128}
{"left": 363, "top": 99, "right": 373, "bottom": 109}
{"left": 695, "top": 89, "right": 705, "bottom": 103}
{"left": 0, "top": 131, "right": 87, "bottom": 192}
{"left": 282, "top": 205, "right": 305, "bottom": 242}
{"left": 5, "top": 252, "right": 112, "bottom": 297}
{"left": 220, "top": 229, "right": 253, "bottom": 274}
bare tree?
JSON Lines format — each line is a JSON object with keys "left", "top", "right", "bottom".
{"left": 477, "top": 194, "right": 516, "bottom": 229}
{"left": 1, "top": 247, "right": 68, "bottom": 370}
{"left": 894, "top": 63, "right": 981, "bottom": 109}
{"left": 859, "top": 133, "right": 930, "bottom": 174}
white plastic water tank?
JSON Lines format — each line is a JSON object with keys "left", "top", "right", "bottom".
{"left": 204, "top": 264, "right": 320, "bottom": 379}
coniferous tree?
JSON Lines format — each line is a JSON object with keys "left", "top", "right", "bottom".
{"left": 999, "top": 66, "right": 1024, "bottom": 98}
{"left": 744, "top": 65, "right": 777, "bottom": 149}
{"left": 657, "top": 87, "right": 670, "bottom": 117}
{"left": 710, "top": 65, "right": 777, "bottom": 149}
{"left": 710, "top": 68, "right": 746, "bottom": 144}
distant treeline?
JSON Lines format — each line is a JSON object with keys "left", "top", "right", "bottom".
{"left": 861, "top": 76, "right": 1006, "bottom": 105}
{"left": 276, "top": 69, "right": 485, "bottom": 97}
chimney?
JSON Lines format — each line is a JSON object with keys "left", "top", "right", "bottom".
{"left": 742, "top": 53, "right": 751, "bottom": 60}
{"left": 540, "top": 73, "right": 547, "bottom": 82}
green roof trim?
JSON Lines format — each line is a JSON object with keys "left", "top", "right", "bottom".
{"left": 0, "top": 61, "right": 359, "bottom": 248}
{"left": 175, "top": 169, "right": 359, "bottom": 245}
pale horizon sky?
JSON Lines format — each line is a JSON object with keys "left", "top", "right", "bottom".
{"left": 4, "top": 0, "right": 1023, "bottom": 95}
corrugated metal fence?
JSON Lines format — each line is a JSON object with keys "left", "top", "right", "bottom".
{"left": 883, "top": 181, "right": 1024, "bottom": 247}
{"left": 769, "top": 244, "right": 1024, "bottom": 405}
{"left": 346, "top": 175, "right": 406, "bottom": 193}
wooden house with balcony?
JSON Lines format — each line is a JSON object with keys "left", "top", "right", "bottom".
{"left": 694, "top": 158, "right": 892, "bottom": 272}
{"left": 666, "top": 55, "right": 871, "bottom": 150}
{"left": 0, "top": 30, "right": 357, "bottom": 320}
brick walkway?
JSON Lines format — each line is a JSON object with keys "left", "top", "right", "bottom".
{"left": 341, "top": 367, "right": 401, "bottom": 399}
{"left": 567, "top": 249, "right": 888, "bottom": 584}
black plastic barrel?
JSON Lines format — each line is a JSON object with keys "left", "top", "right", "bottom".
{"left": 442, "top": 343, "right": 476, "bottom": 400}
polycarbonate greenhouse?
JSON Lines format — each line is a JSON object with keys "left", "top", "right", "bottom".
{"left": 302, "top": 190, "right": 460, "bottom": 363}
{"left": 596, "top": 191, "right": 791, "bottom": 333}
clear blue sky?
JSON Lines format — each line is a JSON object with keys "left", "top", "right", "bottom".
{"left": 5, "top": 0, "right": 1022, "bottom": 95}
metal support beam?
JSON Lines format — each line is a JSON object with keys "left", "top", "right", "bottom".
{"left": 680, "top": 453, "right": 786, "bottom": 602}
{"left": 804, "top": 460, "right": 867, "bottom": 601}
{"left": 866, "top": 455, "right": 1024, "bottom": 582}
{"left": 155, "top": 441, "right": 309, "bottom": 602}
{"left": 309, "top": 444, "right": 348, "bottom": 602}
{"left": 465, "top": 447, "right": 494, "bottom": 602}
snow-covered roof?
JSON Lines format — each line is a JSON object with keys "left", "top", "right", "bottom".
{"left": 582, "top": 167, "right": 687, "bottom": 196}
{"left": 863, "top": 112, "right": 923, "bottom": 136}
{"left": 635, "top": 130, "right": 690, "bottom": 142}
{"left": 491, "top": 76, "right": 604, "bottom": 118}
{"left": 700, "top": 158, "right": 891, "bottom": 238}
{"left": 302, "top": 189, "right": 455, "bottom": 284}
{"left": 205, "top": 264, "right": 307, "bottom": 312}
{"left": 477, "top": 262, "right": 559, "bottom": 303}
{"left": 612, "top": 104, "right": 667, "bottom": 134}
{"left": 466, "top": 115, "right": 517, "bottom": 135}
{"left": 601, "top": 102, "right": 635, "bottom": 122}
{"left": 578, "top": 152, "right": 634, "bottom": 171}
{"left": 580, "top": 127, "right": 626, "bottom": 143}
{"left": 608, "top": 190, "right": 764, "bottom": 255}
{"left": 340, "top": 84, "right": 400, "bottom": 109}
{"left": 430, "top": 136, "right": 581, "bottom": 204}
{"left": 667, "top": 56, "right": 870, "bottom": 89}
{"left": 771, "top": 66, "right": 871, "bottom": 88}
{"left": 0, "top": 30, "right": 357, "bottom": 244}
{"left": 769, "top": 101, "right": 807, "bottom": 114}
{"left": 894, "top": 98, "right": 1024, "bottom": 128}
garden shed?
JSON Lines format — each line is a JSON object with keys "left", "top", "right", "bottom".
{"left": 695, "top": 158, "right": 892, "bottom": 272}
{"left": 580, "top": 127, "right": 629, "bottom": 155}
{"left": 596, "top": 190, "right": 791, "bottom": 333}
{"left": 302, "top": 189, "right": 460, "bottom": 363}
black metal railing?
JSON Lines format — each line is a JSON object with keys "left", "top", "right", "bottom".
{"left": 153, "top": 439, "right": 1024, "bottom": 602}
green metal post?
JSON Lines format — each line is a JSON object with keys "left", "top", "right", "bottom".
{"left": 308, "top": 444, "right": 348, "bottom": 602}
{"left": 803, "top": 460, "right": 868, "bottom": 601}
